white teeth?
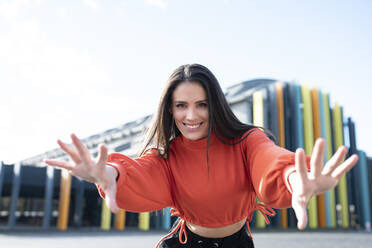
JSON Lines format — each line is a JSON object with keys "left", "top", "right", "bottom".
{"left": 184, "top": 123, "right": 201, "bottom": 129}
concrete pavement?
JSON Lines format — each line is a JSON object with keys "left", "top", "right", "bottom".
{"left": 0, "top": 229, "right": 371, "bottom": 248}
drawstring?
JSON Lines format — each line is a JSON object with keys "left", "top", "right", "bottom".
{"left": 155, "top": 208, "right": 187, "bottom": 248}
{"left": 246, "top": 203, "right": 276, "bottom": 239}
{"left": 155, "top": 204, "right": 275, "bottom": 247}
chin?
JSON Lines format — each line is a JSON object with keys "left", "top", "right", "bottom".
{"left": 183, "top": 132, "right": 208, "bottom": 140}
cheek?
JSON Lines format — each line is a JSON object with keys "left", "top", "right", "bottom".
{"left": 172, "top": 110, "right": 182, "bottom": 122}
{"left": 201, "top": 109, "right": 209, "bottom": 121}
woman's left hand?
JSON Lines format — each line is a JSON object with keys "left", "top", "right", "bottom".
{"left": 289, "top": 138, "right": 359, "bottom": 229}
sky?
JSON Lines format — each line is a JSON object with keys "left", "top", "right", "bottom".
{"left": 0, "top": 0, "right": 371, "bottom": 164}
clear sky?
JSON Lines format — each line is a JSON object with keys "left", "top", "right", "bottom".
{"left": 0, "top": 0, "right": 371, "bottom": 164}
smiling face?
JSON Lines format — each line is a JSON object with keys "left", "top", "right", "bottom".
{"left": 171, "top": 81, "right": 209, "bottom": 140}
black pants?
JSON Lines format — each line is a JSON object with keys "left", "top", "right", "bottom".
{"left": 159, "top": 220, "right": 254, "bottom": 248}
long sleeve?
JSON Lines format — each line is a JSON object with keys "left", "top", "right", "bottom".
{"left": 243, "top": 129, "right": 309, "bottom": 209}
{"left": 97, "top": 149, "right": 174, "bottom": 212}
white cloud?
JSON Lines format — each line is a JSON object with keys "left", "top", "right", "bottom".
{"left": 83, "top": 0, "right": 101, "bottom": 12}
{"left": 145, "top": 0, "right": 167, "bottom": 9}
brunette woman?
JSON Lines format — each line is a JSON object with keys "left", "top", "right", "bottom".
{"left": 45, "top": 64, "right": 358, "bottom": 248}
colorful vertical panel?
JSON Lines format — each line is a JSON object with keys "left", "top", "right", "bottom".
{"left": 311, "top": 88, "right": 326, "bottom": 228}
{"left": 8, "top": 163, "right": 22, "bottom": 229}
{"left": 332, "top": 104, "right": 349, "bottom": 228}
{"left": 101, "top": 199, "right": 111, "bottom": 230}
{"left": 318, "top": 92, "right": 332, "bottom": 227}
{"left": 139, "top": 212, "right": 150, "bottom": 231}
{"left": 346, "top": 118, "right": 362, "bottom": 229}
{"left": 42, "top": 166, "right": 55, "bottom": 230}
{"left": 267, "top": 83, "right": 281, "bottom": 228}
{"left": 301, "top": 85, "right": 318, "bottom": 228}
{"left": 162, "top": 207, "right": 171, "bottom": 230}
{"left": 275, "top": 82, "right": 288, "bottom": 229}
{"left": 115, "top": 209, "right": 126, "bottom": 230}
{"left": 74, "top": 178, "right": 85, "bottom": 228}
{"left": 252, "top": 90, "right": 266, "bottom": 228}
{"left": 286, "top": 83, "right": 304, "bottom": 228}
{"left": 357, "top": 151, "right": 371, "bottom": 231}
{"left": 322, "top": 92, "right": 337, "bottom": 227}
{"left": 57, "top": 169, "right": 72, "bottom": 230}
{"left": 0, "top": 161, "right": 5, "bottom": 198}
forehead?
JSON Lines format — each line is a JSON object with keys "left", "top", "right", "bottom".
{"left": 172, "top": 81, "right": 206, "bottom": 101}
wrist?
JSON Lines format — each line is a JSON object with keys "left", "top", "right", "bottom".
{"left": 105, "top": 165, "right": 119, "bottom": 181}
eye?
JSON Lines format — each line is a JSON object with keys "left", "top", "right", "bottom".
{"left": 198, "top": 102, "right": 208, "bottom": 108}
{"left": 175, "top": 103, "right": 185, "bottom": 108}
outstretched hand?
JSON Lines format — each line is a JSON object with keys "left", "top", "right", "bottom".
{"left": 289, "top": 138, "right": 358, "bottom": 229}
{"left": 44, "top": 134, "right": 120, "bottom": 214}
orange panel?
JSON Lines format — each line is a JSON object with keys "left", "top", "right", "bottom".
{"left": 276, "top": 82, "right": 288, "bottom": 229}
{"left": 311, "top": 88, "right": 326, "bottom": 228}
{"left": 57, "top": 169, "right": 72, "bottom": 230}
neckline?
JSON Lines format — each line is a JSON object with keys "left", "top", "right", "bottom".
{"left": 178, "top": 132, "right": 219, "bottom": 149}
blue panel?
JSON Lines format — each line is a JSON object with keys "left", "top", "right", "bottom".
{"left": 73, "top": 177, "right": 85, "bottom": 227}
{"left": 318, "top": 91, "right": 332, "bottom": 227}
{"left": 0, "top": 162, "right": 4, "bottom": 198}
{"left": 358, "top": 151, "right": 371, "bottom": 230}
{"left": 115, "top": 143, "right": 131, "bottom": 152}
{"left": 42, "top": 166, "right": 55, "bottom": 229}
{"left": 346, "top": 118, "right": 362, "bottom": 228}
{"left": 8, "top": 163, "right": 22, "bottom": 229}
{"left": 162, "top": 207, "right": 171, "bottom": 230}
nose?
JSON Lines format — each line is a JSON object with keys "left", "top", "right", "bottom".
{"left": 186, "top": 107, "right": 197, "bottom": 120}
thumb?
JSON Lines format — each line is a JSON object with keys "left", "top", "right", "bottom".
{"left": 105, "top": 184, "right": 120, "bottom": 214}
{"left": 292, "top": 198, "right": 308, "bottom": 230}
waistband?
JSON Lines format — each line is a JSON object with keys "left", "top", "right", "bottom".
{"left": 155, "top": 204, "right": 275, "bottom": 248}
{"left": 183, "top": 223, "right": 247, "bottom": 247}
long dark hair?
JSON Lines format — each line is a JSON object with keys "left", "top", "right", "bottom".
{"left": 140, "top": 64, "right": 257, "bottom": 159}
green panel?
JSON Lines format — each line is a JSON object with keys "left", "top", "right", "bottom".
{"left": 301, "top": 85, "right": 318, "bottom": 228}
{"left": 322, "top": 92, "right": 337, "bottom": 227}
{"left": 139, "top": 212, "right": 150, "bottom": 231}
{"left": 101, "top": 199, "right": 111, "bottom": 230}
{"left": 333, "top": 104, "right": 349, "bottom": 228}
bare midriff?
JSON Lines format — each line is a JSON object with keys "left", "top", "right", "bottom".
{"left": 185, "top": 217, "right": 247, "bottom": 238}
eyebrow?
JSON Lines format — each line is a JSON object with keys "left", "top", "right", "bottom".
{"left": 173, "top": 99, "right": 207, "bottom": 103}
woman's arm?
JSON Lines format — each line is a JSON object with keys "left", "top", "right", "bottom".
{"left": 45, "top": 134, "right": 173, "bottom": 214}
{"left": 97, "top": 150, "right": 173, "bottom": 212}
{"left": 44, "top": 133, "right": 120, "bottom": 213}
{"left": 244, "top": 129, "right": 306, "bottom": 208}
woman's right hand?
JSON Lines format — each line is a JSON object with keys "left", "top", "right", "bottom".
{"left": 44, "top": 133, "right": 120, "bottom": 213}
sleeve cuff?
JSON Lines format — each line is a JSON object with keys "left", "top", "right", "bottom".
{"left": 282, "top": 155, "right": 311, "bottom": 194}
{"left": 95, "top": 162, "right": 125, "bottom": 199}
{"left": 283, "top": 166, "right": 296, "bottom": 194}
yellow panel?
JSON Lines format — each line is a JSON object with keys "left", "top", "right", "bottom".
{"left": 57, "top": 169, "right": 71, "bottom": 230}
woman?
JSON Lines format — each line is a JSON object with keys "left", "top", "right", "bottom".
{"left": 45, "top": 64, "right": 358, "bottom": 248}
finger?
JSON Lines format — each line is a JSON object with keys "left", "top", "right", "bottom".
{"left": 310, "top": 138, "right": 325, "bottom": 178}
{"left": 292, "top": 198, "right": 308, "bottom": 230}
{"left": 96, "top": 144, "right": 108, "bottom": 167}
{"left": 295, "top": 148, "right": 308, "bottom": 182}
{"left": 71, "top": 133, "right": 92, "bottom": 164}
{"left": 322, "top": 146, "right": 348, "bottom": 176}
{"left": 57, "top": 139, "right": 81, "bottom": 163}
{"left": 44, "top": 159, "right": 74, "bottom": 171}
{"left": 331, "top": 154, "right": 359, "bottom": 179}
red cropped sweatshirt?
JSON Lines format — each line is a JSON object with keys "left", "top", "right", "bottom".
{"left": 97, "top": 128, "right": 302, "bottom": 244}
